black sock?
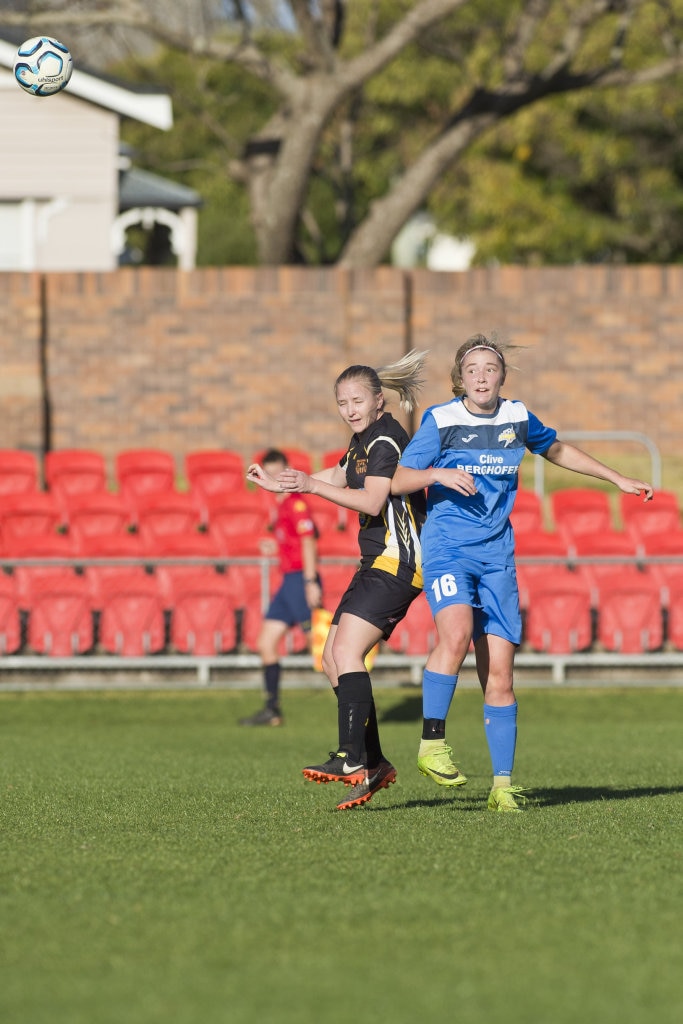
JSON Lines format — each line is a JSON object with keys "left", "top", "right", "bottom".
{"left": 422, "top": 717, "right": 446, "bottom": 741}
{"left": 264, "top": 663, "right": 281, "bottom": 711}
{"left": 337, "top": 671, "right": 373, "bottom": 767}
{"left": 365, "top": 700, "right": 384, "bottom": 769}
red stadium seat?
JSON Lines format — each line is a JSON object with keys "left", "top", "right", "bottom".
{"left": 150, "top": 531, "right": 225, "bottom": 607}
{"left": 115, "top": 449, "right": 176, "bottom": 505}
{"left": 620, "top": 490, "right": 681, "bottom": 544}
{"left": 168, "top": 572, "right": 238, "bottom": 655}
{"left": 8, "top": 532, "right": 79, "bottom": 605}
{"left": 185, "top": 450, "right": 247, "bottom": 517}
{"left": 317, "top": 529, "right": 359, "bottom": 558}
{"left": 0, "top": 492, "right": 64, "bottom": 545}
{"left": 219, "top": 531, "right": 277, "bottom": 558}
{"left": 514, "top": 530, "right": 570, "bottom": 597}
{"left": 550, "top": 488, "right": 614, "bottom": 543}
{"left": 515, "top": 529, "right": 569, "bottom": 557}
{"left": 569, "top": 531, "right": 641, "bottom": 597}
{"left": 318, "top": 561, "right": 358, "bottom": 613}
{"left": 523, "top": 574, "right": 593, "bottom": 653}
{"left": 664, "top": 581, "right": 683, "bottom": 649}
{"left": 385, "top": 594, "right": 437, "bottom": 655}
{"left": 594, "top": 572, "right": 663, "bottom": 653}
{"left": 639, "top": 531, "right": 683, "bottom": 558}
{"left": 44, "top": 449, "right": 107, "bottom": 504}
{"left": 204, "top": 489, "right": 273, "bottom": 541}
{"left": 135, "top": 490, "right": 202, "bottom": 548}
{"left": 0, "top": 449, "right": 39, "bottom": 496}
{"left": 215, "top": 532, "right": 279, "bottom": 615}
{"left": 24, "top": 572, "right": 94, "bottom": 656}
{"left": 306, "top": 491, "right": 349, "bottom": 534}
{"left": 322, "top": 447, "right": 348, "bottom": 469}
{"left": 77, "top": 533, "right": 148, "bottom": 609}
{"left": 510, "top": 488, "right": 545, "bottom": 535}
{"left": 627, "top": 531, "right": 683, "bottom": 608}
{"left": 0, "top": 574, "right": 22, "bottom": 655}
{"left": 98, "top": 573, "right": 166, "bottom": 656}
{"left": 64, "top": 491, "right": 134, "bottom": 548}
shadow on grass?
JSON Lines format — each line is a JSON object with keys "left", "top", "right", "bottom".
{"left": 347, "top": 784, "right": 683, "bottom": 812}
{"left": 379, "top": 695, "right": 422, "bottom": 722}
{"left": 358, "top": 798, "right": 484, "bottom": 813}
{"left": 530, "top": 784, "right": 683, "bottom": 806}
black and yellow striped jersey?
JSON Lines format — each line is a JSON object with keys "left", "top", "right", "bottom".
{"left": 340, "top": 412, "right": 426, "bottom": 588}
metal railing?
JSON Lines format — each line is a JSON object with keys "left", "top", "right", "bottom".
{"left": 532, "top": 431, "right": 662, "bottom": 495}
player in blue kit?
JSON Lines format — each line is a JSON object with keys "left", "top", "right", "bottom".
{"left": 391, "top": 334, "right": 654, "bottom": 811}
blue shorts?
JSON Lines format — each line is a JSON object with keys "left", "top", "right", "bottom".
{"left": 423, "top": 555, "right": 521, "bottom": 645}
{"left": 266, "top": 571, "right": 314, "bottom": 630}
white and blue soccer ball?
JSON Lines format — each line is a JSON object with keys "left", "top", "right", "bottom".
{"left": 13, "top": 36, "right": 73, "bottom": 97}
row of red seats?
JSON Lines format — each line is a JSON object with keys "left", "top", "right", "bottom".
{"left": 0, "top": 447, "right": 355, "bottom": 556}
{"left": 0, "top": 446, "right": 347, "bottom": 503}
{"left": 0, "top": 502, "right": 358, "bottom": 561}
{"left": 1, "top": 448, "right": 674, "bottom": 537}
{"left": 3, "top": 447, "right": 674, "bottom": 548}
{"left": 387, "top": 571, "right": 683, "bottom": 656}
{"left": 2, "top": 474, "right": 677, "bottom": 558}
{"left": 0, "top": 558, "right": 360, "bottom": 659}
{"left": 512, "top": 486, "right": 681, "bottom": 544}
{"left": 1, "top": 552, "right": 681, "bottom": 658}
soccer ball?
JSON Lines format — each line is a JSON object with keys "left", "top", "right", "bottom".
{"left": 13, "top": 36, "right": 73, "bottom": 97}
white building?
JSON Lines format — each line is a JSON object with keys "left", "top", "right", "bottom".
{"left": 0, "top": 37, "right": 200, "bottom": 271}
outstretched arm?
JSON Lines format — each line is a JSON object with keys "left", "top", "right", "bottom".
{"left": 279, "top": 465, "right": 392, "bottom": 517}
{"left": 391, "top": 464, "right": 476, "bottom": 497}
{"left": 543, "top": 441, "right": 654, "bottom": 501}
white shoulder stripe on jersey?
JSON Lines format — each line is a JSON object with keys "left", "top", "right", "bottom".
{"left": 431, "top": 398, "right": 528, "bottom": 428}
{"left": 366, "top": 435, "right": 402, "bottom": 459}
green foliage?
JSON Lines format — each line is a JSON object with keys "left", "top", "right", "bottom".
{"left": 1, "top": 687, "right": 682, "bottom": 1024}
{"left": 117, "top": 47, "right": 274, "bottom": 264}
{"left": 432, "top": 75, "right": 683, "bottom": 265}
{"left": 112, "top": 2, "right": 683, "bottom": 265}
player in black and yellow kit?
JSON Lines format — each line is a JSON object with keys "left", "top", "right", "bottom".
{"left": 248, "top": 351, "right": 427, "bottom": 810}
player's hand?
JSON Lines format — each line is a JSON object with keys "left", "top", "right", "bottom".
{"left": 618, "top": 478, "right": 654, "bottom": 502}
{"left": 246, "top": 463, "right": 281, "bottom": 492}
{"left": 435, "top": 467, "right": 477, "bottom": 496}
{"left": 304, "top": 580, "right": 322, "bottom": 609}
{"left": 278, "top": 469, "right": 312, "bottom": 493}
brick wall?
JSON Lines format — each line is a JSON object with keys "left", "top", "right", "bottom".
{"left": 0, "top": 273, "right": 44, "bottom": 461}
{"left": 1, "top": 265, "right": 680, "bottom": 485}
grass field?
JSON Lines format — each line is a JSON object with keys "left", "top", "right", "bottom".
{"left": 1, "top": 685, "right": 681, "bottom": 1024}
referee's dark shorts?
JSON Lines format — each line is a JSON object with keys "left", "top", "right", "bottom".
{"left": 266, "top": 570, "right": 316, "bottom": 629}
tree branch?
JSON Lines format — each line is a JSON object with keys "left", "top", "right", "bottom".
{"left": 503, "top": 0, "right": 553, "bottom": 80}
{"left": 340, "top": 37, "right": 683, "bottom": 266}
{"left": 336, "top": 0, "right": 471, "bottom": 91}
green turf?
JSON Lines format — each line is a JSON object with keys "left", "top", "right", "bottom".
{"left": 0, "top": 686, "right": 681, "bottom": 1024}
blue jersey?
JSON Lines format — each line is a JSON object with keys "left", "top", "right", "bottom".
{"left": 399, "top": 396, "right": 556, "bottom": 565}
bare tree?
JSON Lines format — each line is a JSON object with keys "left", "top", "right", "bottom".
{"left": 5, "top": 1, "right": 683, "bottom": 265}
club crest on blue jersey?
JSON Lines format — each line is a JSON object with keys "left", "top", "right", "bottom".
{"left": 497, "top": 427, "right": 516, "bottom": 447}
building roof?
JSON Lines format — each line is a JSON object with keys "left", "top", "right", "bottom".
{"left": 119, "top": 166, "right": 202, "bottom": 211}
{"left": 0, "top": 36, "right": 172, "bottom": 129}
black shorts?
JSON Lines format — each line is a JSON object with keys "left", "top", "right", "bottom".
{"left": 332, "top": 566, "right": 421, "bottom": 640}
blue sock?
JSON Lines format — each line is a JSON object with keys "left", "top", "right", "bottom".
{"left": 422, "top": 669, "right": 458, "bottom": 721}
{"left": 483, "top": 702, "right": 518, "bottom": 777}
